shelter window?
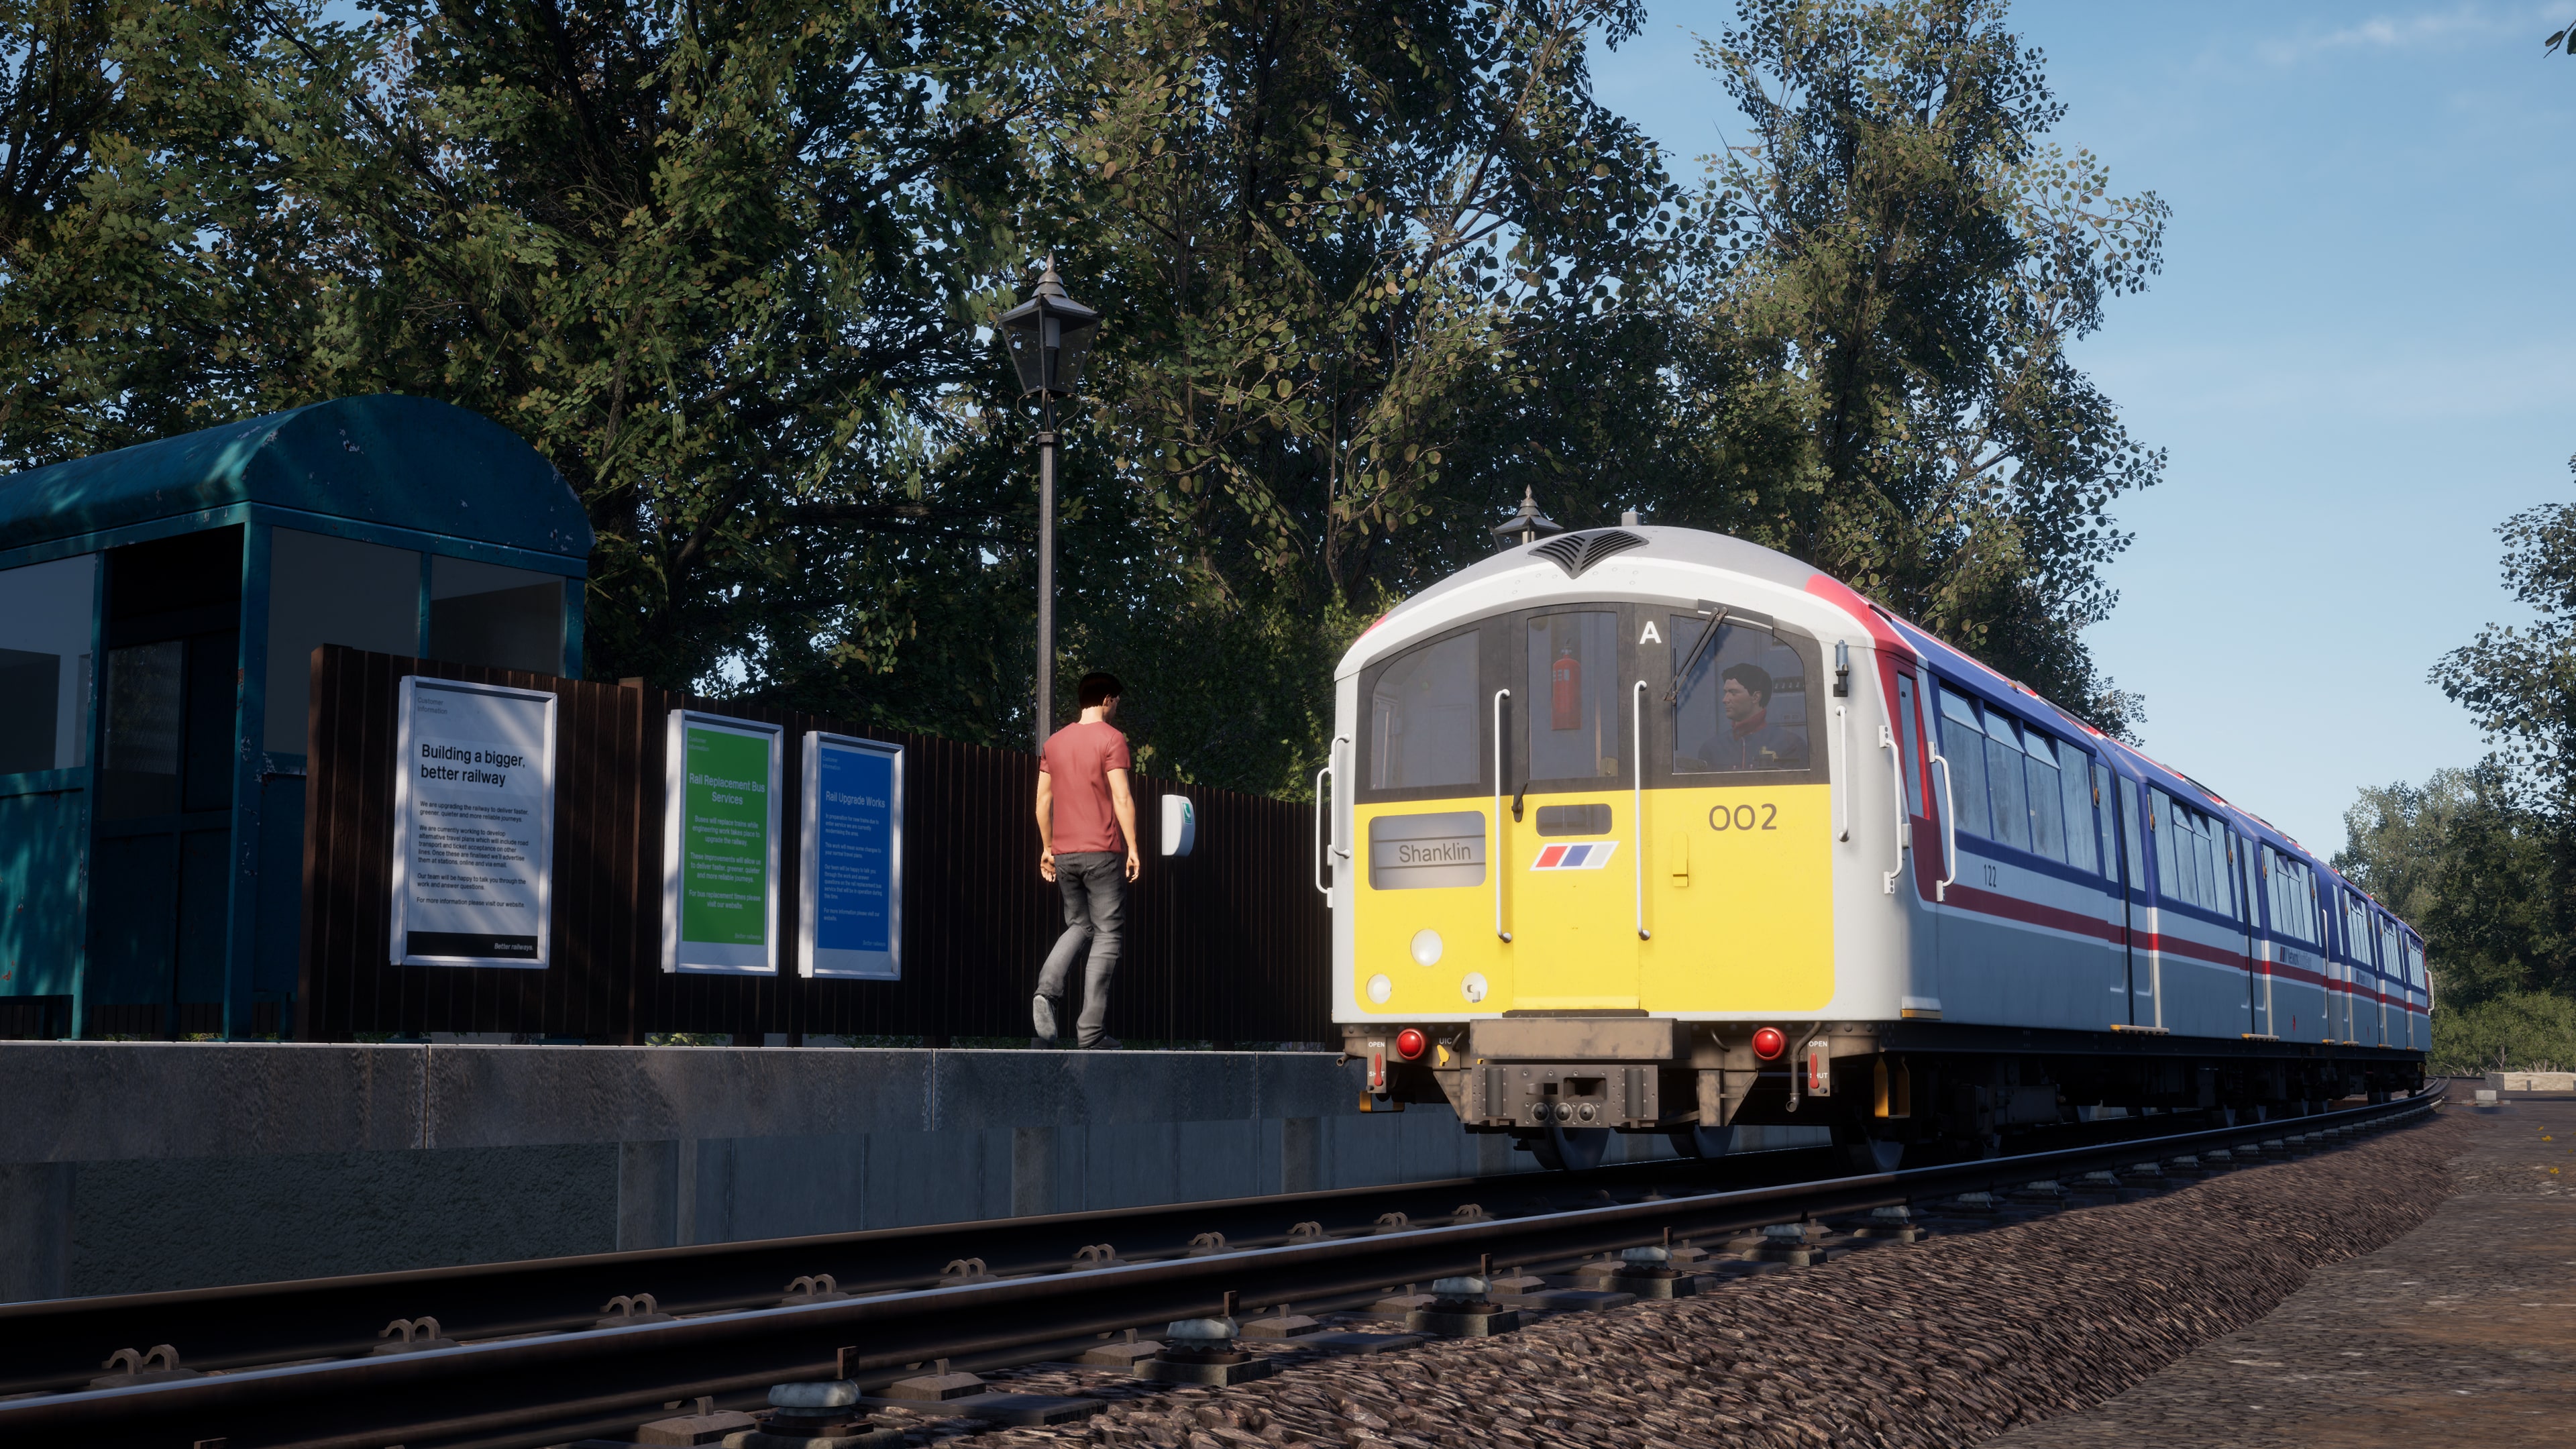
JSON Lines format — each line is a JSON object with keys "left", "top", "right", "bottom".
{"left": 1670, "top": 616, "right": 1809, "bottom": 775}
{"left": 1934, "top": 686, "right": 1990, "bottom": 838}
{"left": 0, "top": 554, "right": 96, "bottom": 774}
{"left": 1528, "top": 611, "right": 1620, "bottom": 781}
{"left": 430, "top": 557, "right": 565, "bottom": 676}
{"left": 266, "top": 529, "right": 423, "bottom": 753}
{"left": 1367, "top": 631, "right": 1481, "bottom": 792}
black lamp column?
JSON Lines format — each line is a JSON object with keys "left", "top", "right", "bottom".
{"left": 998, "top": 258, "right": 1102, "bottom": 753}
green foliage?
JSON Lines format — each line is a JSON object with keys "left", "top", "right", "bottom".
{"left": 2430, "top": 991, "right": 2576, "bottom": 1075}
{"left": 2432, "top": 455, "right": 2576, "bottom": 821}
{"left": 2334, "top": 765, "right": 2573, "bottom": 1009}
{"left": 0, "top": 0, "right": 2171, "bottom": 794}
{"left": 1692, "top": 0, "right": 2165, "bottom": 737}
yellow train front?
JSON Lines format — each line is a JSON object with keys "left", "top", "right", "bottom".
{"left": 1325, "top": 523, "right": 2426, "bottom": 1171}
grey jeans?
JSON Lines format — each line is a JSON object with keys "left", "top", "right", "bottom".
{"left": 1036, "top": 851, "right": 1125, "bottom": 1046}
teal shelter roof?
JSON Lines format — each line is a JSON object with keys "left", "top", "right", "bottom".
{"left": 0, "top": 394, "right": 593, "bottom": 566}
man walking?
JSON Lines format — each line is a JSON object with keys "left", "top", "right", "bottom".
{"left": 1033, "top": 672, "right": 1140, "bottom": 1049}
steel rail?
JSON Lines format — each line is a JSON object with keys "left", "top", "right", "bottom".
{"left": 1, "top": 1088, "right": 2443, "bottom": 1449}
{"left": 0, "top": 1139, "right": 1851, "bottom": 1399}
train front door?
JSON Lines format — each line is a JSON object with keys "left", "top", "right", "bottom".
{"left": 1501, "top": 608, "right": 1640, "bottom": 1010}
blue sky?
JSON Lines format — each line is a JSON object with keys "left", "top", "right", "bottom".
{"left": 1593, "top": 1, "right": 2575, "bottom": 855}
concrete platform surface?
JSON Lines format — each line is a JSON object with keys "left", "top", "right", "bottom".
{"left": 1984, "top": 1097, "right": 2576, "bottom": 1447}
{"left": 0, "top": 1042, "right": 1826, "bottom": 1303}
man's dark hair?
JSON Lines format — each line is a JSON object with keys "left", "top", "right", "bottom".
{"left": 1721, "top": 662, "right": 1773, "bottom": 704}
{"left": 1077, "top": 672, "right": 1124, "bottom": 708}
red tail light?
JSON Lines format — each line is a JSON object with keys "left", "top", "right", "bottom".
{"left": 1752, "top": 1026, "right": 1786, "bottom": 1060}
{"left": 1395, "top": 1028, "right": 1427, "bottom": 1060}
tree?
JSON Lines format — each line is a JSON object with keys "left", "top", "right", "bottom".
{"left": 1, "top": 0, "right": 1047, "bottom": 716}
{"left": 2334, "top": 765, "right": 2570, "bottom": 1010}
{"left": 1688, "top": 0, "right": 2166, "bottom": 736}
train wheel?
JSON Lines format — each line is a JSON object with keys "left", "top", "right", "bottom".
{"left": 1530, "top": 1125, "right": 1611, "bottom": 1171}
{"left": 1666, "top": 1124, "right": 1735, "bottom": 1160}
{"left": 1833, "top": 1124, "right": 1905, "bottom": 1173}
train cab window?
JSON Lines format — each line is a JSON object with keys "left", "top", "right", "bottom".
{"left": 1529, "top": 611, "right": 1621, "bottom": 780}
{"left": 1668, "top": 616, "right": 1809, "bottom": 775}
{"left": 2406, "top": 941, "right": 2426, "bottom": 989}
{"left": 1367, "top": 631, "right": 1481, "bottom": 792}
{"left": 1934, "top": 687, "right": 1990, "bottom": 837}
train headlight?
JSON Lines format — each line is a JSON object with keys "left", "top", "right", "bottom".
{"left": 1365, "top": 973, "right": 1393, "bottom": 1005}
{"left": 1409, "top": 928, "right": 1444, "bottom": 966}
{"left": 1395, "top": 1028, "right": 1426, "bottom": 1060}
{"left": 1753, "top": 1026, "right": 1787, "bottom": 1060}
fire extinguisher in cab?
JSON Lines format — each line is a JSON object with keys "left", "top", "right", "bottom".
{"left": 1552, "top": 647, "right": 1581, "bottom": 731}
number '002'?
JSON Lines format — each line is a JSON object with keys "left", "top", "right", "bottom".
{"left": 1708, "top": 804, "right": 1778, "bottom": 832}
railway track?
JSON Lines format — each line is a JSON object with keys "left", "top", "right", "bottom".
{"left": 0, "top": 1088, "right": 2443, "bottom": 1449}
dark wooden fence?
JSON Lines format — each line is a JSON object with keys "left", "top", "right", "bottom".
{"left": 295, "top": 646, "right": 1331, "bottom": 1044}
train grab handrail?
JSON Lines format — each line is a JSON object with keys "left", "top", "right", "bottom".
{"left": 1633, "top": 680, "right": 1650, "bottom": 941}
{"left": 1931, "top": 747, "right": 1958, "bottom": 902}
{"left": 1311, "top": 735, "right": 1349, "bottom": 897}
{"left": 1492, "top": 688, "right": 1511, "bottom": 943}
{"left": 1880, "top": 723, "right": 1906, "bottom": 894}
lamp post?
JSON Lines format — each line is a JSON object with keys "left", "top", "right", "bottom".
{"left": 998, "top": 257, "right": 1102, "bottom": 753}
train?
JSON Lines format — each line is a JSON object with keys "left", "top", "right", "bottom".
{"left": 1323, "top": 515, "right": 2427, "bottom": 1170}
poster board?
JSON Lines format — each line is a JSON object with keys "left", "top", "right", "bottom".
{"left": 662, "top": 710, "right": 784, "bottom": 974}
{"left": 390, "top": 676, "right": 557, "bottom": 967}
{"left": 798, "top": 732, "right": 904, "bottom": 979}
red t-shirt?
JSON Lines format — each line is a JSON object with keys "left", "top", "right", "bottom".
{"left": 1040, "top": 720, "right": 1132, "bottom": 853}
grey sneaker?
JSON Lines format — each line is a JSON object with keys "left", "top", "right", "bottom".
{"left": 1031, "top": 995, "right": 1060, "bottom": 1043}
{"left": 1082, "top": 1035, "right": 1124, "bottom": 1051}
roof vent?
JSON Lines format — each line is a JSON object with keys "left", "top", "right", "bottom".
{"left": 1530, "top": 529, "right": 1646, "bottom": 579}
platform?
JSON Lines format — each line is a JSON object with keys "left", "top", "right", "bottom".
{"left": 1984, "top": 1096, "right": 2575, "bottom": 1446}
{"left": 0, "top": 1041, "right": 1826, "bottom": 1303}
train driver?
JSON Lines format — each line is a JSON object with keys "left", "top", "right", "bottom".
{"left": 1700, "top": 662, "right": 1807, "bottom": 770}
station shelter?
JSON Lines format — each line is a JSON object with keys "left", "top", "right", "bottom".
{"left": 0, "top": 395, "right": 592, "bottom": 1039}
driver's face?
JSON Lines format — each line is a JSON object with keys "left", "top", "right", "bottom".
{"left": 1721, "top": 678, "right": 1758, "bottom": 724}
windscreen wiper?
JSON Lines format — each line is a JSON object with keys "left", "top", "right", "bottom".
{"left": 1665, "top": 602, "right": 1727, "bottom": 704}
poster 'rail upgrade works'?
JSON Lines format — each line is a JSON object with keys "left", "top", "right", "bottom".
{"left": 1323, "top": 526, "right": 2426, "bottom": 1171}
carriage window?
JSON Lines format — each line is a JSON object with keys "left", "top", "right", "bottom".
{"left": 2264, "top": 847, "right": 2320, "bottom": 946}
{"left": 1528, "top": 612, "right": 1620, "bottom": 780}
{"left": 2023, "top": 729, "right": 2066, "bottom": 863}
{"left": 2407, "top": 941, "right": 2426, "bottom": 988}
{"left": 2059, "top": 746, "right": 2098, "bottom": 873}
{"left": 1669, "top": 616, "right": 1808, "bottom": 774}
{"left": 1896, "top": 675, "right": 1923, "bottom": 815}
{"left": 1983, "top": 712, "right": 2031, "bottom": 852}
{"left": 2149, "top": 788, "right": 2183, "bottom": 906}
{"left": 1935, "top": 687, "right": 1990, "bottom": 837}
{"left": 1368, "top": 631, "right": 1481, "bottom": 791}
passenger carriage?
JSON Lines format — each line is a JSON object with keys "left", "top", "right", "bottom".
{"left": 1326, "top": 523, "right": 2427, "bottom": 1169}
